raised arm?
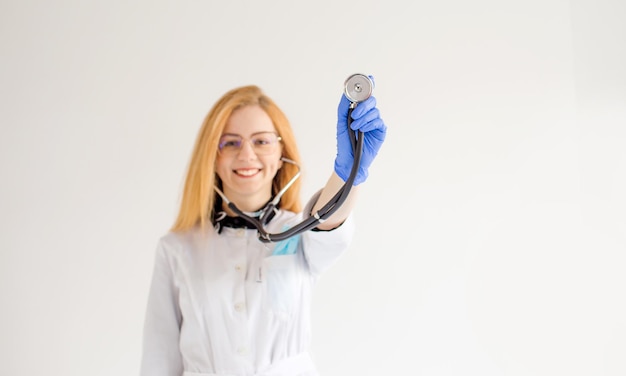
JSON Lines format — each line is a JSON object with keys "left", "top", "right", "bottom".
{"left": 312, "top": 91, "right": 387, "bottom": 230}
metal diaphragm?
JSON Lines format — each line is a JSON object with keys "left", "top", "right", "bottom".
{"left": 343, "top": 73, "right": 373, "bottom": 103}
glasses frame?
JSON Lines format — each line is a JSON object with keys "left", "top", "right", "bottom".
{"left": 217, "top": 131, "right": 282, "bottom": 156}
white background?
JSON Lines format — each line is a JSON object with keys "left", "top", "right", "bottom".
{"left": 1, "top": 1, "right": 625, "bottom": 375}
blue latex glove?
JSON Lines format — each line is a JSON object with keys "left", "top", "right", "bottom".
{"left": 334, "top": 90, "right": 387, "bottom": 185}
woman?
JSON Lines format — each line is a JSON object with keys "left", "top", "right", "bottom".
{"left": 141, "top": 83, "right": 386, "bottom": 375}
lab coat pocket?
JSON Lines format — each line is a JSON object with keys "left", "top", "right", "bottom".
{"left": 262, "top": 255, "right": 299, "bottom": 319}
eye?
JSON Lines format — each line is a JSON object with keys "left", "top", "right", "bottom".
{"left": 253, "top": 137, "right": 271, "bottom": 146}
{"left": 219, "top": 138, "right": 241, "bottom": 149}
{"left": 252, "top": 133, "right": 278, "bottom": 147}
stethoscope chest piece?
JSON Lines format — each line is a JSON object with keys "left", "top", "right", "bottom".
{"left": 343, "top": 73, "right": 373, "bottom": 103}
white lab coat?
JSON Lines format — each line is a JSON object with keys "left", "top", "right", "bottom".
{"left": 140, "top": 207, "right": 354, "bottom": 376}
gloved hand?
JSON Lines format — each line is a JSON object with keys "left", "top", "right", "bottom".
{"left": 334, "top": 90, "right": 387, "bottom": 185}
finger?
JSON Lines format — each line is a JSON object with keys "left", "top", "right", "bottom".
{"left": 337, "top": 94, "right": 352, "bottom": 121}
{"left": 358, "top": 118, "right": 386, "bottom": 134}
{"left": 350, "top": 108, "right": 381, "bottom": 131}
{"left": 368, "top": 75, "right": 376, "bottom": 88}
{"left": 350, "top": 96, "right": 377, "bottom": 119}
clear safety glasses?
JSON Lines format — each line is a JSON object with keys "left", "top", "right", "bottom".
{"left": 217, "top": 132, "right": 282, "bottom": 156}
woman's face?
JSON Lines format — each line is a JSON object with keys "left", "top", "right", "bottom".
{"left": 216, "top": 105, "right": 283, "bottom": 212}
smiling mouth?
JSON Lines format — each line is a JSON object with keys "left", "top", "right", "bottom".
{"left": 235, "top": 168, "right": 260, "bottom": 177}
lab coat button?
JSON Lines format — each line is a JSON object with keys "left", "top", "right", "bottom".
{"left": 237, "top": 346, "right": 248, "bottom": 355}
{"left": 236, "top": 229, "right": 245, "bottom": 237}
{"left": 234, "top": 303, "right": 245, "bottom": 312}
{"left": 235, "top": 264, "right": 243, "bottom": 272}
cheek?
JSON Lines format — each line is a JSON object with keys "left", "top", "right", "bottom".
{"left": 215, "top": 158, "right": 229, "bottom": 180}
{"left": 266, "top": 156, "right": 283, "bottom": 173}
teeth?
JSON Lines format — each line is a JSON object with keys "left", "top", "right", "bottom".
{"left": 236, "top": 169, "right": 259, "bottom": 176}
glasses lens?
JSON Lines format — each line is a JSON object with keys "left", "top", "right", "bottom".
{"left": 218, "top": 135, "right": 243, "bottom": 154}
{"left": 251, "top": 133, "right": 279, "bottom": 154}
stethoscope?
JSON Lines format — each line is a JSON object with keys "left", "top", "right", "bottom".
{"left": 214, "top": 73, "right": 374, "bottom": 243}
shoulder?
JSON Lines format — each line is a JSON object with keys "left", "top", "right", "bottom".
{"left": 156, "top": 226, "right": 215, "bottom": 255}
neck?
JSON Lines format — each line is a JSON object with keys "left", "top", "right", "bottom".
{"left": 220, "top": 195, "right": 272, "bottom": 217}
{"left": 214, "top": 185, "right": 272, "bottom": 216}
